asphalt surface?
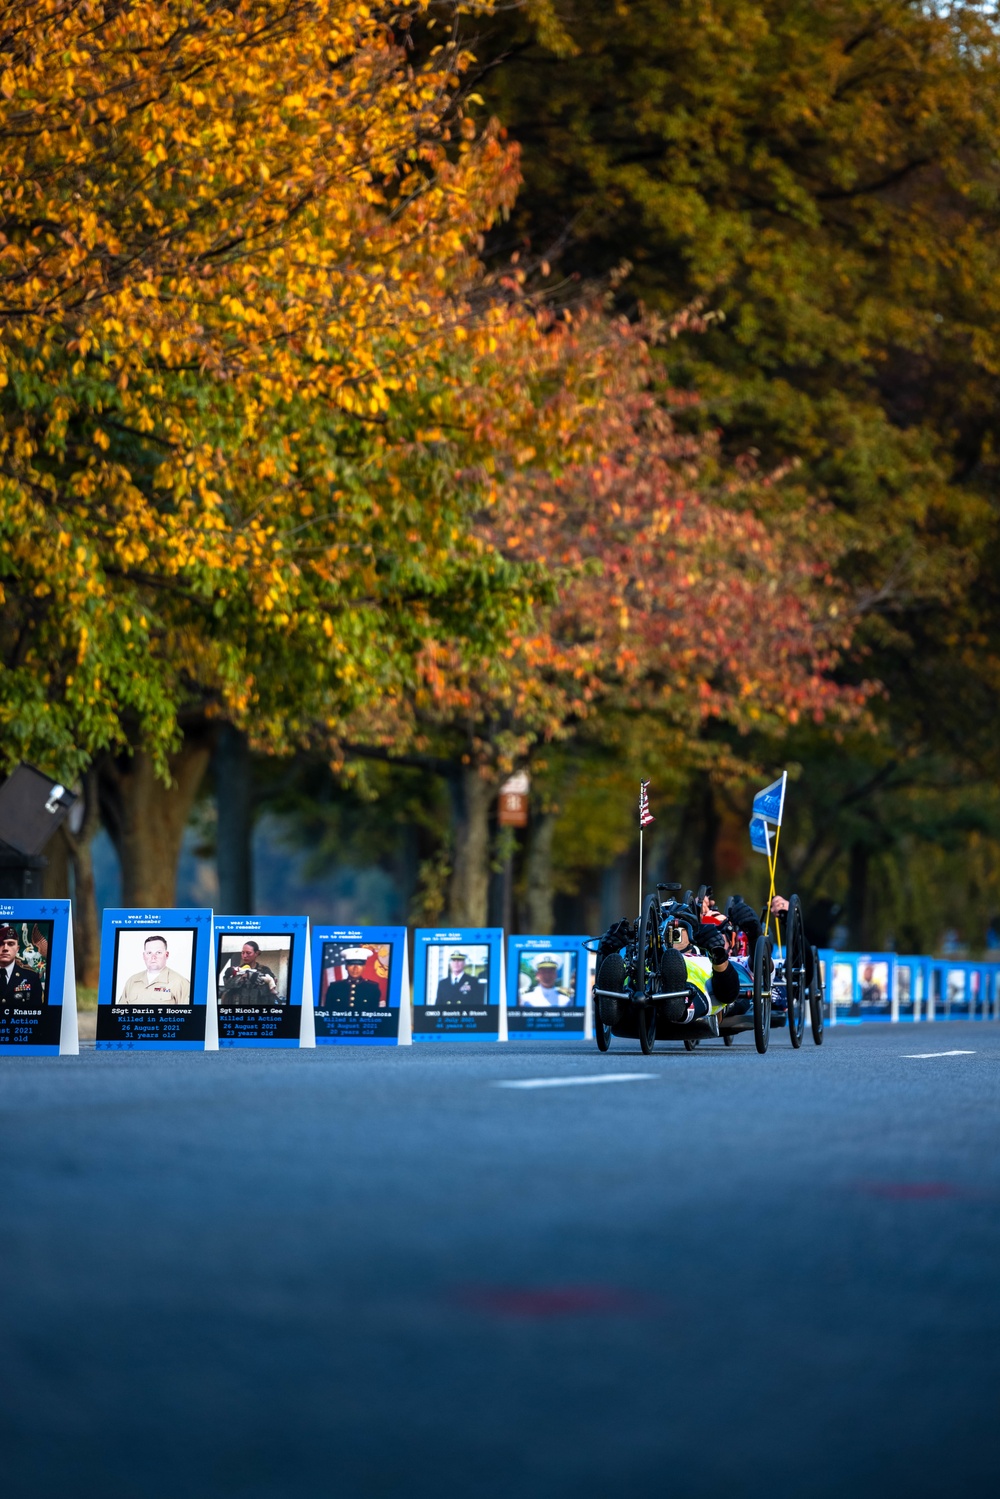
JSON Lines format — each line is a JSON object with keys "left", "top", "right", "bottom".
{"left": 3, "top": 1022, "right": 999, "bottom": 1499}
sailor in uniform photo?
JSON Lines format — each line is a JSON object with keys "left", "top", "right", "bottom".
{"left": 117, "top": 933, "right": 191, "bottom": 1005}
{"left": 0, "top": 925, "right": 44, "bottom": 1008}
{"left": 434, "top": 950, "right": 485, "bottom": 1007}
{"left": 322, "top": 948, "right": 383, "bottom": 1009}
{"left": 520, "top": 953, "right": 573, "bottom": 1008}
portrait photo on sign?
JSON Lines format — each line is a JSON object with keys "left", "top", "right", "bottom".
{"left": 425, "top": 944, "right": 489, "bottom": 1008}
{"left": 857, "top": 958, "right": 890, "bottom": 1010}
{"left": 0, "top": 919, "right": 52, "bottom": 1007}
{"left": 217, "top": 934, "right": 292, "bottom": 1006}
{"left": 113, "top": 928, "right": 195, "bottom": 1006}
{"left": 830, "top": 962, "right": 854, "bottom": 1013}
{"left": 319, "top": 942, "right": 390, "bottom": 1010}
{"left": 517, "top": 949, "right": 577, "bottom": 1008}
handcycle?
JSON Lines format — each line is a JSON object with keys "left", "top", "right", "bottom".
{"left": 592, "top": 885, "right": 823, "bottom": 1055}
{"left": 592, "top": 885, "right": 776, "bottom": 1055}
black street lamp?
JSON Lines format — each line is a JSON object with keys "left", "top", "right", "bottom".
{"left": 0, "top": 765, "right": 79, "bottom": 898}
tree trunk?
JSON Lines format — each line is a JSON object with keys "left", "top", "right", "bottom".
{"left": 70, "top": 770, "right": 102, "bottom": 987}
{"left": 847, "top": 841, "right": 871, "bottom": 949}
{"left": 214, "top": 724, "right": 254, "bottom": 914}
{"left": 444, "top": 765, "right": 492, "bottom": 926}
{"left": 42, "top": 771, "right": 102, "bottom": 986}
{"left": 697, "top": 774, "right": 719, "bottom": 889}
{"left": 42, "top": 826, "right": 71, "bottom": 899}
{"left": 99, "top": 732, "right": 213, "bottom": 907}
{"left": 523, "top": 811, "right": 555, "bottom": 934}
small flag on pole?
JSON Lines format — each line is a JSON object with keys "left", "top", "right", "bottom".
{"left": 752, "top": 771, "right": 787, "bottom": 827}
{"left": 749, "top": 815, "right": 773, "bottom": 857}
{"left": 639, "top": 780, "right": 655, "bottom": 828}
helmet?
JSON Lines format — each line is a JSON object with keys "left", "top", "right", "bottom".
{"left": 662, "top": 903, "right": 697, "bottom": 939}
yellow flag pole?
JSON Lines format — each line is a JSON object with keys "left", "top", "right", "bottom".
{"left": 763, "top": 820, "right": 782, "bottom": 942}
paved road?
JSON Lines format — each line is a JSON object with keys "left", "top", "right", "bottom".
{"left": 3, "top": 1023, "right": 999, "bottom": 1498}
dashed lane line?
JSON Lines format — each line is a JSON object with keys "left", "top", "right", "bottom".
{"left": 900, "top": 1050, "right": 976, "bottom": 1059}
{"left": 495, "top": 1073, "right": 658, "bottom": 1090}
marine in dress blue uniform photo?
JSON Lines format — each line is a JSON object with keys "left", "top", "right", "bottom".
{"left": 320, "top": 945, "right": 388, "bottom": 1010}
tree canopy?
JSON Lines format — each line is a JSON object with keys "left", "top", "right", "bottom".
{"left": 0, "top": 0, "right": 532, "bottom": 780}
{"left": 469, "top": 0, "right": 1000, "bottom": 944}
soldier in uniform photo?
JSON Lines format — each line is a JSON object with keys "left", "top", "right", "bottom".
{"left": 0, "top": 924, "right": 43, "bottom": 1007}
{"left": 321, "top": 948, "right": 383, "bottom": 1009}
{"left": 434, "top": 950, "right": 486, "bottom": 1007}
{"left": 521, "top": 953, "right": 573, "bottom": 1008}
{"left": 219, "top": 940, "right": 283, "bottom": 1005}
{"left": 117, "top": 934, "right": 191, "bottom": 1005}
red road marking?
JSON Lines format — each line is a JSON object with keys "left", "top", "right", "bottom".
{"left": 451, "top": 1284, "right": 653, "bottom": 1318}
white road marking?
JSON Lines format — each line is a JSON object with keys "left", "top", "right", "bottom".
{"left": 900, "top": 1050, "right": 976, "bottom": 1059}
{"left": 495, "top": 1073, "right": 657, "bottom": 1090}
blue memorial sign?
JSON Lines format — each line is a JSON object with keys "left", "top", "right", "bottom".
{"left": 893, "top": 957, "right": 931, "bottom": 1021}
{"left": 214, "top": 915, "right": 314, "bottom": 1048}
{"left": 312, "top": 926, "right": 410, "bottom": 1046}
{"left": 930, "top": 960, "right": 982, "bottom": 1021}
{"left": 506, "top": 935, "right": 590, "bottom": 1037}
{"left": 96, "top": 908, "right": 215, "bottom": 1051}
{"left": 0, "top": 899, "right": 77, "bottom": 1055}
{"left": 413, "top": 928, "right": 504, "bottom": 1041}
{"left": 855, "top": 953, "right": 893, "bottom": 1019}
{"left": 822, "top": 951, "right": 894, "bottom": 1022}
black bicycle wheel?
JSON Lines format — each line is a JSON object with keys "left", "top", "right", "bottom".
{"left": 595, "top": 953, "right": 624, "bottom": 1050}
{"left": 684, "top": 1036, "right": 699, "bottom": 1051}
{"left": 808, "top": 944, "right": 825, "bottom": 1045}
{"left": 786, "top": 894, "right": 807, "bottom": 1049}
{"left": 637, "top": 893, "right": 662, "bottom": 1055}
{"left": 753, "top": 935, "right": 772, "bottom": 1054}
{"left": 723, "top": 1032, "right": 736, "bottom": 1047}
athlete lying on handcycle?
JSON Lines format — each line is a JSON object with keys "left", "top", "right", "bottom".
{"left": 595, "top": 887, "right": 766, "bottom": 1030}
{"left": 656, "top": 892, "right": 768, "bottom": 1025}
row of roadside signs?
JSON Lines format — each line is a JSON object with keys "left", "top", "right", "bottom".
{"left": 0, "top": 900, "right": 596, "bottom": 1054}
{"left": 5, "top": 899, "right": 998, "bottom": 1056}
{"left": 819, "top": 950, "right": 1000, "bottom": 1024}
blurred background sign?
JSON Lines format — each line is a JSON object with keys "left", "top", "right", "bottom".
{"left": 497, "top": 771, "right": 530, "bottom": 828}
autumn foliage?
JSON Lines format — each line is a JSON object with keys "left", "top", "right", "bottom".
{"left": 0, "top": 1, "right": 868, "bottom": 917}
{"left": 353, "top": 307, "right": 864, "bottom": 762}
{"left": 0, "top": 0, "right": 526, "bottom": 772}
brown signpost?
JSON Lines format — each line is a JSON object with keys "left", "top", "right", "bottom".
{"left": 497, "top": 771, "right": 530, "bottom": 828}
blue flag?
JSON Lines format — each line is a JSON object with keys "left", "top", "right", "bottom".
{"left": 749, "top": 815, "right": 773, "bottom": 857}
{"left": 752, "top": 772, "right": 786, "bottom": 827}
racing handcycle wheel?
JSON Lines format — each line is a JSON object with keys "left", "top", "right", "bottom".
{"left": 594, "top": 953, "right": 624, "bottom": 1051}
{"left": 808, "top": 944, "right": 825, "bottom": 1045}
{"left": 684, "top": 1036, "right": 700, "bottom": 1051}
{"left": 786, "top": 894, "right": 807, "bottom": 1049}
{"left": 752, "top": 934, "right": 772, "bottom": 1054}
{"left": 723, "top": 1032, "right": 736, "bottom": 1047}
{"left": 636, "top": 893, "right": 661, "bottom": 1055}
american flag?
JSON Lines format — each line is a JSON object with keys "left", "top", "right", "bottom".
{"left": 639, "top": 780, "right": 655, "bottom": 828}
